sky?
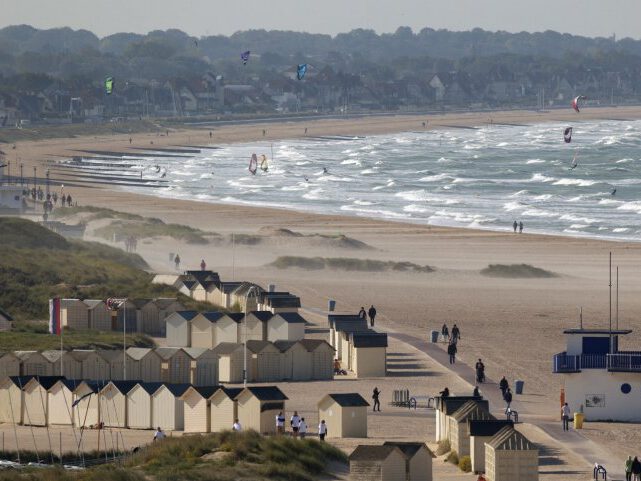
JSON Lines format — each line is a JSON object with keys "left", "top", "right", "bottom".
{"left": 1, "top": 0, "right": 639, "bottom": 39}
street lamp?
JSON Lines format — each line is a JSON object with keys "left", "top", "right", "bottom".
{"left": 107, "top": 297, "right": 129, "bottom": 380}
{"left": 243, "top": 286, "right": 258, "bottom": 387}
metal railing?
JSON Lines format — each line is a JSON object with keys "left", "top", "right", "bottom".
{"left": 607, "top": 353, "right": 641, "bottom": 372}
{"left": 554, "top": 352, "right": 641, "bottom": 372}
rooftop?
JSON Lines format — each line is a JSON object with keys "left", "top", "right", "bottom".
{"left": 382, "top": 442, "right": 434, "bottom": 459}
{"left": 349, "top": 445, "right": 402, "bottom": 462}
{"left": 324, "top": 393, "right": 370, "bottom": 407}
{"left": 488, "top": 426, "right": 537, "bottom": 451}
{"left": 160, "top": 383, "right": 192, "bottom": 397}
{"left": 469, "top": 420, "right": 514, "bottom": 437}
{"left": 242, "top": 386, "right": 288, "bottom": 401}
{"left": 351, "top": 331, "right": 388, "bottom": 348}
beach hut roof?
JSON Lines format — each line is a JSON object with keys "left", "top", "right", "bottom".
{"left": 383, "top": 442, "right": 435, "bottom": 459}
{"left": 68, "top": 350, "right": 94, "bottom": 361}
{"left": 83, "top": 299, "right": 106, "bottom": 309}
{"left": 451, "top": 400, "right": 493, "bottom": 422}
{"left": 211, "top": 343, "right": 243, "bottom": 355}
{"left": 349, "top": 445, "right": 402, "bottom": 462}
{"left": 201, "top": 311, "right": 227, "bottom": 322}
{"left": 275, "top": 312, "right": 307, "bottom": 324}
{"left": 107, "top": 380, "right": 141, "bottom": 395}
{"left": 41, "top": 350, "right": 63, "bottom": 363}
{"left": 182, "top": 347, "right": 210, "bottom": 359}
{"left": 268, "top": 296, "right": 301, "bottom": 308}
{"left": 323, "top": 393, "right": 370, "bottom": 407}
{"left": 273, "top": 340, "right": 298, "bottom": 353}
{"left": 135, "top": 382, "right": 165, "bottom": 395}
{"left": 228, "top": 313, "right": 245, "bottom": 322}
{"left": 155, "top": 347, "right": 180, "bottom": 360}
{"left": 14, "top": 351, "right": 38, "bottom": 361}
{"left": 487, "top": 426, "right": 536, "bottom": 450}
{"left": 82, "top": 380, "right": 109, "bottom": 393}
{"left": 333, "top": 318, "right": 368, "bottom": 333}
{"left": 328, "top": 314, "right": 363, "bottom": 327}
{"left": 25, "top": 376, "right": 65, "bottom": 390}
{"left": 298, "top": 339, "right": 334, "bottom": 352}
{"left": 233, "top": 282, "right": 265, "bottom": 296}
{"left": 248, "top": 311, "right": 273, "bottom": 322}
{"left": 220, "top": 387, "right": 244, "bottom": 400}
{"left": 242, "top": 386, "right": 288, "bottom": 401}
{"left": 58, "top": 379, "right": 84, "bottom": 391}
{"left": 246, "top": 340, "right": 276, "bottom": 354}
{"left": 442, "top": 398, "right": 488, "bottom": 416}
{"left": 126, "top": 347, "right": 153, "bottom": 360}
{"left": 161, "top": 383, "right": 192, "bottom": 397}
{"left": 180, "top": 385, "right": 221, "bottom": 400}
{"left": 97, "top": 350, "right": 123, "bottom": 362}
{"left": 132, "top": 299, "right": 153, "bottom": 309}
{"left": 154, "top": 298, "right": 180, "bottom": 309}
{"left": 351, "top": 331, "right": 388, "bottom": 348}
{"left": 469, "top": 420, "right": 514, "bottom": 437}
{"left": 220, "top": 282, "right": 243, "bottom": 293}
{"left": 7, "top": 376, "right": 34, "bottom": 388}
{"left": 174, "top": 311, "right": 199, "bottom": 321}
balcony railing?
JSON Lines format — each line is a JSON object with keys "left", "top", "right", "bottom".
{"left": 554, "top": 352, "right": 641, "bottom": 373}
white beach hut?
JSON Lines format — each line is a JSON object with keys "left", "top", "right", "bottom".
{"left": 73, "top": 381, "right": 105, "bottom": 429}
{"left": 16, "top": 351, "right": 52, "bottom": 376}
{"left": 60, "top": 298, "right": 89, "bottom": 330}
{"left": 99, "top": 381, "right": 139, "bottom": 428}
{"left": 266, "top": 312, "right": 306, "bottom": 342}
{"left": 241, "top": 311, "right": 273, "bottom": 341}
{"left": 79, "top": 350, "right": 111, "bottom": 381}
{"left": 211, "top": 343, "right": 246, "bottom": 383}
{"left": 183, "top": 348, "right": 219, "bottom": 386}
{"left": 84, "top": 300, "right": 112, "bottom": 331}
{"left": 151, "top": 383, "right": 191, "bottom": 432}
{"left": 210, "top": 387, "right": 243, "bottom": 433}
{"left": 127, "top": 382, "right": 164, "bottom": 429}
{"left": 22, "top": 376, "right": 63, "bottom": 426}
{"left": 300, "top": 339, "right": 335, "bottom": 380}
{"left": 236, "top": 386, "right": 288, "bottom": 435}
{"left": 0, "top": 352, "right": 21, "bottom": 378}
{"left": 180, "top": 385, "right": 220, "bottom": 433}
{"left": 127, "top": 347, "right": 163, "bottom": 382}
{"left": 247, "top": 340, "right": 282, "bottom": 382}
{"left": 48, "top": 379, "right": 83, "bottom": 426}
{"left": 165, "top": 311, "right": 199, "bottom": 348}
{"left": 0, "top": 376, "right": 30, "bottom": 424}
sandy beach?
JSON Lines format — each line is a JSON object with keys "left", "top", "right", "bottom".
{"left": 6, "top": 106, "right": 641, "bottom": 477}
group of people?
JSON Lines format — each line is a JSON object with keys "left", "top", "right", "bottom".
{"left": 275, "top": 411, "right": 327, "bottom": 440}
{"left": 512, "top": 220, "right": 524, "bottom": 233}
{"left": 499, "top": 376, "right": 513, "bottom": 411}
{"left": 625, "top": 456, "right": 641, "bottom": 481}
{"left": 441, "top": 323, "right": 461, "bottom": 364}
{"left": 124, "top": 235, "right": 138, "bottom": 253}
{"left": 358, "top": 305, "right": 377, "bottom": 327}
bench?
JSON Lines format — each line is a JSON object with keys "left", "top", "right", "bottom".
{"left": 593, "top": 463, "right": 607, "bottom": 480}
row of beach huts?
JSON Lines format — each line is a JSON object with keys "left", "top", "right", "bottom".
{"left": 0, "top": 375, "right": 376, "bottom": 438}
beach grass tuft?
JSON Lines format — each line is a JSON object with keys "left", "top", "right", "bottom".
{"left": 269, "top": 256, "right": 433, "bottom": 273}
{"left": 480, "top": 263, "right": 558, "bottom": 278}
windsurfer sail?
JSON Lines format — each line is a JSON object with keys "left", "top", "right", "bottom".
{"left": 260, "top": 154, "right": 268, "bottom": 172}
{"left": 572, "top": 95, "right": 586, "bottom": 113}
{"left": 564, "top": 127, "right": 573, "bottom": 143}
{"left": 249, "top": 153, "right": 258, "bottom": 174}
{"left": 570, "top": 152, "right": 578, "bottom": 170}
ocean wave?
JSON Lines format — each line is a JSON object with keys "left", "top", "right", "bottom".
{"left": 526, "top": 159, "right": 546, "bottom": 164}
{"left": 529, "top": 173, "right": 556, "bottom": 183}
{"left": 419, "top": 173, "right": 453, "bottom": 182}
{"left": 552, "top": 178, "right": 598, "bottom": 187}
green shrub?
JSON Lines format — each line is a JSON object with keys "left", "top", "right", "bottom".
{"left": 458, "top": 455, "right": 472, "bottom": 472}
{"left": 436, "top": 439, "right": 451, "bottom": 455}
{"left": 446, "top": 450, "right": 459, "bottom": 465}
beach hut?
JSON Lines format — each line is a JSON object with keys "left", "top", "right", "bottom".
{"left": 266, "top": 312, "right": 306, "bottom": 342}
{"left": 448, "top": 400, "right": 493, "bottom": 457}
{"left": 22, "top": 376, "right": 63, "bottom": 426}
{"left": 349, "top": 332, "right": 388, "bottom": 378}
{"left": 100, "top": 350, "right": 126, "bottom": 381}
{"left": 41, "top": 350, "right": 65, "bottom": 377}
{"left": 127, "top": 382, "right": 163, "bottom": 429}
{"left": 48, "top": 379, "right": 83, "bottom": 426}
{"left": 84, "top": 300, "right": 112, "bottom": 331}
{"left": 231, "top": 283, "right": 264, "bottom": 312}
{"left": 16, "top": 351, "right": 52, "bottom": 376}
{"left": 0, "top": 352, "right": 21, "bottom": 378}
{"left": 300, "top": 339, "right": 335, "bottom": 380}
{"left": 236, "top": 386, "right": 288, "bottom": 435}
{"left": 274, "top": 341, "right": 312, "bottom": 381}
{"left": 331, "top": 317, "right": 368, "bottom": 360}
{"left": 151, "top": 383, "right": 190, "bottom": 432}
{"left": 157, "top": 348, "right": 192, "bottom": 384}
{"left": 0, "top": 307, "right": 13, "bottom": 331}
{"left": 349, "top": 445, "right": 407, "bottom": 481}
{"left": 212, "top": 343, "right": 246, "bottom": 383}
{"left": 73, "top": 381, "right": 105, "bottom": 428}
{"left": 180, "top": 385, "right": 220, "bottom": 433}
{"left": 154, "top": 298, "right": 185, "bottom": 336}
{"left": 262, "top": 293, "right": 301, "bottom": 314}
{"left": 241, "top": 311, "right": 272, "bottom": 341}
{"left": 59, "top": 351, "right": 83, "bottom": 379}
{"left": 133, "top": 299, "right": 155, "bottom": 334}
{"left": 127, "top": 347, "right": 163, "bottom": 382}
{"left": 214, "top": 282, "right": 244, "bottom": 308}
{"left": 191, "top": 312, "right": 236, "bottom": 348}
{"left": 318, "top": 393, "right": 369, "bottom": 438}
{"left": 183, "top": 348, "right": 219, "bottom": 386}
{"left": 60, "top": 299, "right": 89, "bottom": 330}
{"left": 210, "top": 387, "right": 243, "bottom": 433}
{"left": 99, "top": 381, "right": 139, "bottom": 428}
{"left": 434, "top": 396, "right": 487, "bottom": 442}
{"left": 0, "top": 376, "right": 31, "bottom": 424}
{"left": 151, "top": 274, "right": 182, "bottom": 287}
{"left": 165, "top": 311, "right": 199, "bottom": 348}
{"left": 485, "top": 426, "right": 539, "bottom": 481}
{"left": 113, "top": 299, "right": 138, "bottom": 333}
{"left": 247, "top": 341, "right": 282, "bottom": 382}
{"left": 382, "top": 442, "right": 435, "bottom": 481}
{"left": 469, "top": 420, "right": 514, "bottom": 474}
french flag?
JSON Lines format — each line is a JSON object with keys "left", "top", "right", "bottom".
{"left": 49, "top": 297, "right": 61, "bottom": 335}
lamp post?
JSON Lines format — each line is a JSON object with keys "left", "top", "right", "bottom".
{"left": 243, "top": 286, "right": 258, "bottom": 387}
{"left": 107, "top": 297, "right": 128, "bottom": 380}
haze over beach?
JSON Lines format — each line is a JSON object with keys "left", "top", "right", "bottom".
{"left": 2, "top": 2, "right": 641, "bottom": 481}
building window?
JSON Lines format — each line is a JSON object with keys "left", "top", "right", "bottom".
{"left": 621, "top": 383, "right": 632, "bottom": 394}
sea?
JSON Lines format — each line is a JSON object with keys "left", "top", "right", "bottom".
{"left": 119, "top": 119, "right": 641, "bottom": 241}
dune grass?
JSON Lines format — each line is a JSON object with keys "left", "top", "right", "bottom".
{"left": 480, "top": 263, "right": 558, "bottom": 278}
{"left": 269, "top": 256, "right": 434, "bottom": 273}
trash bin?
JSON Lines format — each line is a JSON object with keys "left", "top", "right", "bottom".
{"left": 574, "top": 412, "right": 584, "bottom": 429}
{"left": 515, "top": 380, "right": 524, "bottom": 395}
{"left": 328, "top": 299, "right": 336, "bottom": 312}
{"left": 430, "top": 330, "right": 440, "bottom": 343}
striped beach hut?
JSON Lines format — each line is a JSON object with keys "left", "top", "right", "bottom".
{"left": 165, "top": 311, "right": 199, "bottom": 348}
{"left": 22, "top": 376, "right": 63, "bottom": 426}
{"left": 73, "top": 381, "right": 105, "bottom": 429}
{"left": 247, "top": 340, "right": 282, "bottom": 382}
{"left": 0, "top": 376, "right": 31, "bottom": 424}
{"left": 236, "top": 386, "right": 288, "bottom": 435}
{"left": 183, "top": 348, "right": 219, "bottom": 386}
{"left": 48, "top": 379, "right": 83, "bottom": 426}
{"left": 212, "top": 343, "right": 246, "bottom": 383}
{"left": 151, "top": 383, "right": 191, "bottom": 432}
{"left": 126, "top": 347, "right": 163, "bottom": 382}
{"left": 127, "top": 382, "right": 163, "bottom": 429}
{"left": 99, "top": 380, "right": 139, "bottom": 428}
{"left": 180, "top": 385, "right": 220, "bottom": 433}
{"left": 84, "top": 300, "right": 112, "bottom": 331}
{"left": 210, "top": 387, "right": 243, "bottom": 433}
{"left": 0, "top": 352, "right": 21, "bottom": 378}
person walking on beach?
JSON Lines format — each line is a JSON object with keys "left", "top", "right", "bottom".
{"left": 513, "top": 220, "right": 518, "bottom": 233}
{"left": 441, "top": 323, "right": 449, "bottom": 342}
{"left": 447, "top": 341, "right": 457, "bottom": 364}
{"left": 174, "top": 254, "right": 181, "bottom": 271}
{"left": 439, "top": 387, "right": 450, "bottom": 398}
{"left": 475, "top": 359, "right": 485, "bottom": 383}
{"left": 499, "top": 376, "right": 509, "bottom": 398}
{"left": 318, "top": 420, "right": 327, "bottom": 441}
{"left": 358, "top": 306, "right": 367, "bottom": 321}
{"left": 153, "top": 427, "right": 165, "bottom": 442}
{"left": 626, "top": 456, "right": 633, "bottom": 481}
{"left": 519, "top": 221, "right": 524, "bottom": 233}
{"left": 200, "top": 259, "right": 207, "bottom": 271}
{"left": 504, "top": 388, "right": 513, "bottom": 412}
{"left": 561, "top": 402, "right": 571, "bottom": 431}
{"left": 451, "top": 324, "right": 461, "bottom": 343}
{"left": 276, "top": 411, "right": 285, "bottom": 435}
{"left": 372, "top": 387, "right": 381, "bottom": 412}
{"left": 631, "top": 456, "right": 641, "bottom": 481}
{"left": 368, "top": 305, "right": 377, "bottom": 327}
{"left": 299, "top": 417, "right": 307, "bottom": 438}
{"left": 290, "top": 411, "right": 301, "bottom": 438}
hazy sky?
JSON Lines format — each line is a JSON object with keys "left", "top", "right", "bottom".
{"left": 2, "top": 0, "right": 639, "bottom": 39}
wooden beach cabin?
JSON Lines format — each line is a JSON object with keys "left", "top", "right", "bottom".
{"left": 266, "top": 312, "right": 306, "bottom": 342}
{"left": 382, "top": 442, "right": 435, "bottom": 481}
{"left": 16, "top": 351, "right": 52, "bottom": 376}
{"left": 0, "top": 307, "right": 13, "bottom": 331}
{"left": 165, "top": 311, "right": 199, "bottom": 347}
{"left": 151, "top": 383, "right": 190, "bottom": 432}
{"left": 212, "top": 343, "right": 246, "bottom": 383}
{"left": 0, "top": 352, "right": 21, "bottom": 378}
{"left": 318, "top": 393, "right": 369, "bottom": 438}
{"left": 0, "top": 376, "right": 31, "bottom": 424}
{"left": 469, "top": 420, "right": 514, "bottom": 474}
{"left": 127, "top": 382, "right": 163, "bottom": 429}
{"left": 84, "top": 300, "right": 111, "bottom": 331}
{"left": 236, "top": 386, "right": 288, "bottom": 435}
{"left": 349, "top": 445, "right": 407, "bottom": 481}
{"left": 210, "top": 387, "right": 243, "bottom": 433}
{"left": 246, "top": 340, "right": 282, "bottom": 382}
{"left": 60, "top": 298, "right": 89, "bottom": 330}
{"left": 301, "top": 339, "right": 335, "bottom": 380}
{"left": 153, "top": 298, "right": 185, "bottom": 336}
{"left": 485, "top": 426, "right": 539, "bottom": 481}
{"left": 180, "top": 385, "right": 220, "bottom": 433}
{"left": 73, "top": 381, "right": 105, "bottom": 429}
{"left": 241, "top": 311, "right": 273, "bottom": 342}
{"left": 191, "top": 312, "right": 243, "bottom": 348}
{"left": 275, "top": 340, "right": 311, "bottom": 381}
{"left": 126, "top": 347, "right": 163, "bottom": 382}
{"left": 448, "top": 400, "right": 493, "bottom": 457}
{"left": 349, "top": 331, "right": 388, "bottom": 378}
{"left": 99, "top": 380, "right": 139, "bottom": 428}
{"left": 22, "top": 376, "right": 63, "bottom": 426}
{"left": 183, "top": 348, "right": 219, "bottom": 386}
{"left": 48, "top": 379, "right": 83, "bottom": 426}
{"left": 434, "top": 396, "right": 487, "bottom": 442}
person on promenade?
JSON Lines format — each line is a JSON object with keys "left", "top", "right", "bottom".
{"left": 475, "top": 359, "right": 485, "bottom": 383}
{"left": 318, "top": 420, "right": 327, "bottom": 441}
{"left": 368, "top": 305, "right": 377, "bottom": 327}
{"left": 631, "top": 456, "right": 641, "bottom": 481}
{"left": 441, "top": 323, "right": 449, "bottom": 342}
{"left": 451, "top": 324, "right": 461, "bottom": 343}
{"left": 447, "top": 342, "right": 457, "bottom": 364}
{"left": 499, "top": 376, "right": 509, "bottom": 398}
{"left": 358, "top": 307, "right": 367, "bottom": 320}
{"left": 276, "top": 411, "right": 285, "bottom": 434}
{"left": 372, "top": 387, "right": 381, "bottom": 412}
{"left": 153, "top": 427, "right": 165, "bottom": 442}
{"left": 561, "top": 402, "right": 571, "bottom": 431}
{"left": 625, "top": 455, "right": 633, "bottom": 481}
{"left": 504, "top": 388, "right": 513, "bottom": 412}
{"left": 174, "top": 254, "right": 181, "bottom": 270}
{"left": 200, "top": 259, "right": 206, "bottom": 271}
{"left": 290, "top": 411, "right": 301, "bottom": 438}
{"left": 439, "top": 387, "right": 450, "bottom": 398}
{"left": 232, "top": 419, "right": 241, "bottom": 431}
{"left": 513, "top": 220, "right": 518, "bottom": 233}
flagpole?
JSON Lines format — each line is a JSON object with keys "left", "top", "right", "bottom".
{"left": 59, "top": 298, "right": 64, "bottom": 376}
